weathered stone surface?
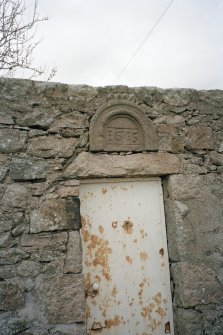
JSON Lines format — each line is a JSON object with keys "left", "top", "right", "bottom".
{"left": 165, "top": 174, "right": 203, "bottom": 201}
{"left": 10, "top": 155, "right": 48, "bottom": 181}
{"left": 174, "top": 308, "right": 203, "bottom": 335}
{"left": 0, "top": 128, "right": 27, "bottom": 153}
{"left": 196, "top": 305, "right": 223, "bottom": 335}
{"left": 0, "top": 282, "right": 24, "bottom": 311}
{"left": 0, "top": 154, "right": 10, "bottom": 181}
{"left": 49, "top": 111, "right": 88, "bottom": 135}
{"left": 64, "top": 152, "right": 180, "bottom": 178}
{"left": 0, "top": 248, "right": 30, "bottom": 265}
{"left": 210, "top": 151, "right": 223, "bottom": 165}
{"left": 30, "top": 198, "right": 81, "bottom": 233}
{"left": 11, "top": 223, "right": 26, "bottom": 236}
{"left": 0, "top": 111, "right": 14, "bottom": 124}
{"left": 64, "top": 231, "right": 82, "bottom": 274}
{"left": 186, "top": 126, "right": 215, "bottom": 150}
{"left": 37, "top": 274, "right": 85, "bottom": 323}
{"left": 164, "top": 174, "right": 223, "bottom": 262}
{"left": 16, "top": 260, "right": 41, "bottom": 278}
{"left": 2, "top": 184, "right": 28, "bottom": 209}
{"left": 172, "top": 262, "right": 223, "bottom": 308}
{"left": 51, "top": 323, "right": 86, "bottom": 335}
{"left": 21, "top": 231, "right": 68, "bottom": 251}
{"left": 159, "top": 135, "right": 184, "bottom": 153}
{"left": 15, "top": 106, "right": 60, "bottom": 128}
{"left": 0, "top": 266, "right": 16, "bottom": 280}
{"left": 27, "top": 136, "right": 76, "bottom": 158}
{"left": 57, "top": 185, "right": 79, "bottom": 198}
{"left": 0, "top": 312, "right": 28, "bottom": 335}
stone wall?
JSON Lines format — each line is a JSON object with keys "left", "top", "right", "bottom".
{"left": 0, "top": 78, "right": 223, "bottom": 335}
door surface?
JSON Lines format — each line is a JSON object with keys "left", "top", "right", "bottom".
{"left": 79, "top": 179, "right": 174, "bottom": 335}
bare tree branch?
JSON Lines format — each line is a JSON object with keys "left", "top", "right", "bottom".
{"left": 0, "top": 0, "right": 56, "bottom": 79}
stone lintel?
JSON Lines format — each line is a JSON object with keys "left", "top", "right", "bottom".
{"left": 63, "top": 152, "right": 180, "bottom": 179}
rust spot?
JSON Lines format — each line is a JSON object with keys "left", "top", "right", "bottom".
{"left": 126, "top": 255, "right": 133, "bottom": 264}
{"left": 98, "top": 225, "right": 104, "bottom": 234}
{"left": 86, "top": 305, "right": 91, "bottom": 319}
{"left": 102, "top": 269, "right": 111, "bottom": 281}
{"left": 112, "top": 221, "right": 118, "bottom": 228}
{"left": 149, "top": 318, "right": 159, "bottom": 331}
{"left": 122, "top": 220, "right": 133, "bottom": 234}
{"left": 159, "top": 248, "right": 164, "bottom": 256}
{"left": 106, "top": 315, "right": 121, "bottom": 328}
{"left": 152, "top": 292, "right": 162, "bottom": 305}
{"left": 133, "top": 238, "right": 137, "bottom": 243}
{"left": 112, "top": 286, "right": 118, "bottom": 297}
{"left": 155, "top": 306, "right": 166, "bottom": 318}
{"left": 161, "top": 262, "right": 165, "bottom": 267}
{"left": 140, "top": 251, "right": 148, "bottom": 261}
{"left": 165, "top": 321, "right": 171, "bottom": 333}
{"left": 102, "top": 188, "right": 107, "bottom": 194}
{"left": 84, "top": 273, "right": 91, "bottom": 297}
{"left": 81, "top": 216, "right": 91, "bottom": 242}
{"left": 141, "top": 305, "right": 152, "bottom": 318}
{"left": 85, "top": 233, "right": 112, "bottom": 281}
{"left": 95, "top": 274, "right": 101, "bottom": 282}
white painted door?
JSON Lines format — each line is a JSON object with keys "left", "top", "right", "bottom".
{"left": 80, "top": 179, "right": 174, "bottom": 335}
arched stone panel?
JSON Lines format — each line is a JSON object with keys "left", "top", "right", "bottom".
{"left": 89, "top": 100, "right": 158, "bottom": 152}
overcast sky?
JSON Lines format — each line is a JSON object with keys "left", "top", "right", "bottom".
{"left": 19, "top": 0, "right": 223, "bottom": 89}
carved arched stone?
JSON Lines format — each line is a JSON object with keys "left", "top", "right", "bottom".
{"left": 89, "top": 100, "right": 158, "bottom": 152}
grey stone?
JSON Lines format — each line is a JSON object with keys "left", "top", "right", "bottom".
{"left": 15, "top": 106, "right": 60, "bottom": 128}
{"left": 64, "top": 231, "right": 82, "bottom": 274}
{"left": 37, "top": 274, "right": 85, "bottom": 323}
{"left": 165, "top": 174, "right": 204, "bottom": 201}
{"left": 196, "top": 305, "right": 223, "bottom": 335}
{"left": 172, "top": 262, "right": 223, "bottom": 308}
{"left": 0, "top": 111, "right": 14, "bottom": 124}
{"left": 0, "top": 248, "right": 30, "bottom": 265}
{"left": 0, "top": 128, "right": 27, "bottom": 153}
{"left": 158, "top": 135, "right": 184, "bottom": 153}
{"left": 10, "top": 155, "right": 48, "bottom": 181}
{"left": 90, "top": 100, "right": 158, "bottom": 152}
{"left": 210, "top": 151, "right": 223, "bottom": 165}
{"left": 63, "top": 152, "right": 180, "bottom": 178}
{"left": 16, "top": 260, "right": 42, "bottom": 278}
{"left": 27, "top": 136, "right": 76, "bottom": 158}
{"left": 11, "top": 223, "right": 26, "bottom": 236}
{"left": 0, "top": 154, "right": 10, "bottom": 181}
{"left": 0, "top": 312, "right": 28, "bottom": 335}
{"left": 0, "top": 281, "right": 24, "bottom": 311}
{"left": 30, "top": 198, "right": 81, "bottom": 233}
{"left": 186, "top": 126, "right": 215, "bottom": 150}
{"left": 0, "top": 231, "right": 14, "bottom": 248}
{"left": 2, "top": 184, "right": 28, "bottom": 209}
{"left": 174, "top": 308, "right": 203, "bottom": 335}
{"left": 49, "top": 111, "right": 88, "bottom": 133}
{"left": 20, "top": 231, "right": 68, "bottom": 252}
{"left": 0, "top": 266, "right": 16, "bottom": 280}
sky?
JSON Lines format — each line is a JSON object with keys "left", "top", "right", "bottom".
{"left": 17, "top": 0, "right": 223, "bottom": 89}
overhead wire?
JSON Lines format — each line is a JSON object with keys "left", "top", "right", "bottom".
{"left": 113, "top": 0, "right": 175, "bottom": 84}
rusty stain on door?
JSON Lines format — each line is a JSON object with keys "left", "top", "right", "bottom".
{"left": 79, "top": 178, "right": 174, "bottom": 335}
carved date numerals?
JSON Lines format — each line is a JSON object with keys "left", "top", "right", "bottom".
{"left": 106, "top": 128, "right": 140, "bottom": 146}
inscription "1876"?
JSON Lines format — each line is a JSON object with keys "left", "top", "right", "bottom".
{"left": 105, "top": 127, "right": 140, "bottom": 146}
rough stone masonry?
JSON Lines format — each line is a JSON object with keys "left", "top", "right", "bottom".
{"left": 0, "top": 78, "right": 223, "bottom": 335}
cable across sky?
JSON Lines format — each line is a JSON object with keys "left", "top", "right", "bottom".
{"left": 113, "top": 0, "right": 175, "bottom": 84}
